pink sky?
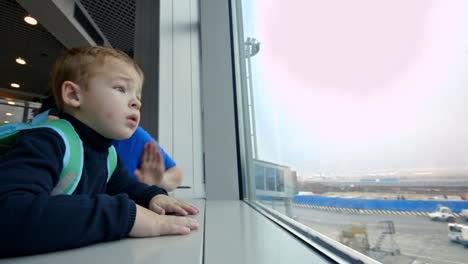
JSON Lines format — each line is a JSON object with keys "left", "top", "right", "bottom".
{"left": 246, "top": 0, "right": 468, "bottom": 175}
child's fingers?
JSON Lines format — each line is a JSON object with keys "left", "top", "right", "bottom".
{"left": 177, "top": 201, "right": 200, "bottom": 215}
{"left": 155, "top": 150, "right": 163, "bottom": 166}
{"left": 171, "top": 216, "right": 199, "bottom": 230}
{"left": 151, "top": 141, "right": 159, "bottom": 149}
{"left": 152, "top": 204, "right": 165, "bottom": 215}
{"left": 158, "top": 216, "right": 198, "bottom": 235}
{"left": 134, "top": 169, "right": 144, "bottom": 182}
{"left": 150, "top": 142, "right": 162, "bottom": 163}
{"left": 47, "top": 115, "right": 59, "bottom": 121}
{"left": 167, "top": 204, "right": 189, "bottom": 216}
{"left": 147, "top": 143, "right": 156, "bottom": 161}
{"left": 142, "top": 143, "right": 151, "bottom": 162}
{"left": 141, "top": 144, "right": 147, "bottom": 162}
{"left": 156, "top": 221, "right": 190, "bottom": 236}
{"left": 166, "top": 225, "right": 190, "bottom": 236}
{"left": 185, "top": 204, "right": 200, "bottom": 215}
{"left": 185, "top": 218, "right": 199, "bottom": 230}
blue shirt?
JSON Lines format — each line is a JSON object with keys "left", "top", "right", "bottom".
{"left": 113, "top": 126, "right": 176, "bottom": 178}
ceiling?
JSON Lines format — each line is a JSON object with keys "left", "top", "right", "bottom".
{"left": 0, "top": 0, "right": 136, "bottom": 102}
{"left": 80, "top": 0, "right": 136, "bottom": 56}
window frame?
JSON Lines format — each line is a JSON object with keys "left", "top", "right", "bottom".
{"left": 228, "top": 1, "right": 381, "bottom": 263}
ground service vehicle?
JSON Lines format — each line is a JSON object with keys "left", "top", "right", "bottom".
{"left": 461, "top": 209, "right": 468, "bottom": 221}
{"left": 448, "top": 223, "right": 468, "bottom": 247}
{"left": 428, "top": 206, "right": 456, "bottom": 222}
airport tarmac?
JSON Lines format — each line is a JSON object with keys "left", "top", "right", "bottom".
{"left": 261, "top": 200, "right": 468, "bottom": 264}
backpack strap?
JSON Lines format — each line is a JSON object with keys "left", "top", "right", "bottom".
{"left": 38, "top": 122, "right": 117, "bottom": 191}
{"left": 0, "top": 123, "right": 36, "bottom": 154}
{"left": 0, "top": 119, "right": 84, "bottom": 195}
{"left": 34, "top": 120, "right": 84, "bottom": 195}
{"left": 1, "top": 119, "right": 118, "bottom": 194}
{"left": 107, "top": 146, "right": 118, "bottom": 182}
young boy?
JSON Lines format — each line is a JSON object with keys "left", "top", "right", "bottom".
{"left": 0, "top": 46, "right": 199, "bottom": 257}
{"left": 36, "top": 97, "right": 183, "bottom": 191}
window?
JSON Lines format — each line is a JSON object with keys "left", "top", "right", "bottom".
{"left": 255, "top": 165, "right": 265, "bottom": 190}
{"left": 232, "top": 1, "right": 468, "bottom": 263}
{"left": 0, "top": 98, "right": 40, "bottom": 124}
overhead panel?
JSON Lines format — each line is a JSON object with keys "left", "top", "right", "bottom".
{"left": 79, "top": 0, "right": 136, "bottom": 56}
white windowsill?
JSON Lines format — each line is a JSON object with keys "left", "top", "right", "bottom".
{"left": 0, "top": 200, "right": 334, "bottom": 264}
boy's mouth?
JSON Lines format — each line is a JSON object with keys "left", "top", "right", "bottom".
{"left": 126, "top": 114, "right": 139, "bottom": 126}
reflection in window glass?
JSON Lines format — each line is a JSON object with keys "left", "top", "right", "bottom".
{"left": 0, "top": 98, "right": 41, "bottom": 124}
{"left": 236, "top": 1, "right": 468, "bottom": 263}
{"left": 276, "top": 169, "right": 284, "bottom": 192}
{"left": 265, "top": 167, "right": 275, "bottom": 191}
{"left": 0, "top": 104, "right": 24, "bottom": 124}
{"left": 255, "top": 165, "right": 265, "bottom": 190}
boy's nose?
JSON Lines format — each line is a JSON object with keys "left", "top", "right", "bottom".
{"left": 130, "top": 98, "right": 141, "bottom": 110}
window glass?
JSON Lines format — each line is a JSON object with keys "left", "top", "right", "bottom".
{"left": 265, "top": 167, "right": 276, "bottom": 191}
{"left": 0, "top": 98, "right": 40, "bottom": 124}
{"left": 255, "top": 165, "right": 265, "bottom": 190}
{"left": 276, "top": 169, "right": 284, "bottom": 192}
{"left": 235, "top": 1, "right": 468, "bottom": 263}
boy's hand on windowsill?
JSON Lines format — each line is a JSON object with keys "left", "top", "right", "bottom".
{"left": 129, "top": 205, "right": 198, "bottom": 237}
{"left": 149, "top": 195, "right": 200, "bottom": 216}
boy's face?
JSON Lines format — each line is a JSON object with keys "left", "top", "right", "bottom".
{"left": 76, "top": 57, "right": 142, "bottom": 140}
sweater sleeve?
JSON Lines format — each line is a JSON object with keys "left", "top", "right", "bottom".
{"left": 0, "top": 128, "right": 135, "bottom": 257}
{"left": 106, "top": 158, "right": 168, "bottom": 207}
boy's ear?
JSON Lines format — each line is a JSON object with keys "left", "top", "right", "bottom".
{"left": 61, "top": 81, "right": 82, "bottom": 108}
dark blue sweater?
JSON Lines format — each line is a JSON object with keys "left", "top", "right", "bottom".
{"left": 0, "top": 114, "right": 167, "bottom": 257}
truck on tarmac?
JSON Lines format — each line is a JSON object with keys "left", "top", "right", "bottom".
{"left": 428, "top": 206, "right": 456, "bottom": 222}
{"left": 448, "top": 223, "right": 468, "bottom": 247}
{"left": 461, "top": 209, "right": 468, "bottom": 221}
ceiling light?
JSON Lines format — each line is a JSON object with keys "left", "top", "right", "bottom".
{"left": 16, "top": 57, "right": 26, "bottom": 65}
{"left": 7, "top": 101, "right": 16, "bottom": 105}
{"left": 10, "top": 83, "right": 20, "bottom": 88}
{"left": 5, "top": 113, "right": 13, "bottom": 116}
{"left": 24, "top": 16, "right": 38, "bottom": 25}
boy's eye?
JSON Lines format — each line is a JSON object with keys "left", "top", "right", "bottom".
{"left": 114, "top": 87, "right": 125, "bottom": 93}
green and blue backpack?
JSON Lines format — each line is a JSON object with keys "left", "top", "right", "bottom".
{"left": 0, "top": 115, "right": 117, "bottom": 195}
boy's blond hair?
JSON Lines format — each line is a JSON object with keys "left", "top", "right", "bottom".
{"left": 51, "top": 46, "right": 144, "bottom": 111}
